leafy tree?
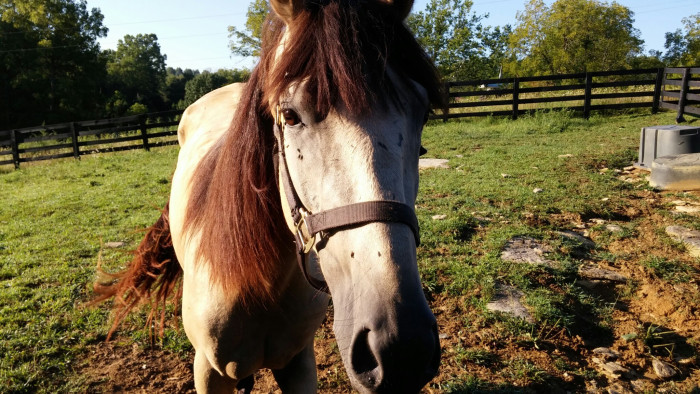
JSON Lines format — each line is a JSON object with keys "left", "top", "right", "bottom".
{"left": 181, "top": 69, "right": 251, "bottom": 108}
{"left": 407, "top": 0, "right": 511, "bottom": 81}
{"left": 505, "top": 0, "right": 643, "bottom": 76}
{"left": 104, "top": 33, "right": 167, "bottom": 115}
{"left": 0, "top": 0, "right": 107, "bottom": 129}
{"left": 663, "top": 13, "right": 700, "bottom": 67}
{"left": 228, "top": 0, "right": 268, "bottom": 57}
{"left": 163, "top": 67, "right": 199, "bottom": 110}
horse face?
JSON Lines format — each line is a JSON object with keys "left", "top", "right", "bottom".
{"left": 274, "top": 74, "right": 440, "bottom": 392}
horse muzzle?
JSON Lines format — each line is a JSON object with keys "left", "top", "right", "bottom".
{"left": 347, "top": 310, "right": 441, "bottom": 393}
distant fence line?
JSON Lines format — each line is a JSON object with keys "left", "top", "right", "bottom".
{"left": 2, "top": 67, "right": 699, "bottom": 169}
{"left": 0, "top": 110, "right": 183, "bottom": 169}
{"left": 431, "top": 67, "right": 700, "bottom": 122}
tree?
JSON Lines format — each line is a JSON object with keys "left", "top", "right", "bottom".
{"left": 505, "top": 0, "right": 643, "bottom": 76}
{"left": 228, "top": 0, "right": 268, "bottom": 57}
{"left": 0, "top": 0, "right": 108, "bottom": 129}
{"left": 407, "top": 0, "right": 511, "bottom": 81}
{"left": 181, "top": 69, "right": 251, "bottom": 108}
{"left": 163, "top": 67, "right": 198, "bottom": 110}
{"left": 663, "top": 13, "right": 700, "bottom": 67}
{"left": 104, "top": 33, "right": 167, "bottom": 115}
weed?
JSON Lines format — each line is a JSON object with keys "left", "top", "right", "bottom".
{"left": 640, "top": 256, "right": 696, "bottom": 283}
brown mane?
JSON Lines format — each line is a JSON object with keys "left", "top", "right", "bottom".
{"left": 184, "top": 1, "right": 443, "bottom": 305}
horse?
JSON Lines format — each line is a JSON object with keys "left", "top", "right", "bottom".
{"left": 96, "top": 0, "right": 445, "bottom": 392}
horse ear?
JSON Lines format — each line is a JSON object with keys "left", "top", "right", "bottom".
{"left": 377, "top": 0, "right": 414, "bottom": 21}
{"left": 270, "top": 0, "right": 304, "bottom": 24}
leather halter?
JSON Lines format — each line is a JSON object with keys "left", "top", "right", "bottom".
{"left": 273, "top": 106, "right": 421, "bottom": 293}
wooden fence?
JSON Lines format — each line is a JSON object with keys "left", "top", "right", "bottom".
{"left": 0, "top": 110, "right": 182, "bottom": 169}
{"left": 433, "top": 67, "right": 700, "bottom": 121}
{"left": 658, "top": 67, "right": 700, "bottom": 123}
{"left": 2, "top": 67, "right": 698, "bottom": 169}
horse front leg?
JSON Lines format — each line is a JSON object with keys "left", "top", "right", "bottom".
{"left": 194, "top": 351, "right": 254, "bottom": 394}
{"left": 272, "top": 340, "right": 318, "bottom": 393}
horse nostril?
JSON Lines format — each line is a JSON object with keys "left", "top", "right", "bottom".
{"left": 350, "top": 328, "right": 381, "bottom": 388}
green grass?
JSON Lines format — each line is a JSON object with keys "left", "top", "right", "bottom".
{"left": 0, "top": 110, "right": 694, "bottom": 392}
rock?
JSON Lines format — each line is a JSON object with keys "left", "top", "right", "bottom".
{"left": 592, "top": 357, "right": 631, "bottom": 379}
{"left": 501, "top": 173, "right": 511, "bottom": 178}
{"left": 486, "top": 284, "right": 533, "bottom": 323}
{"left": 438, "top": 333, "right": 450, "bottom": 339}
{"left": 665, "top": 226, "right": 700, "bottom": 257}
{"left": 559, "top": 154, "right": 574, "bottom": 158}
{"left": 533, "top": 188, "right": 544, "bottom": 193}
{"left": 590, "top": 218, "right": 606, "bottom": 225}
{"left": 501, "top": 237, "right": 554, "bottom": 267}
{"left": 606, "top": 224, "right": 624, "bottom": 233}
{"left": 675, "top": 205, "right": 700, "bottom": 214}
{"left": 104, "top": 242, "right": 126, "bottom": 248}
{"left": 419, "top": 158, "right": 449, "bottom": 169}
{"left": 432, "top": 214, "right": 447, "bottom": 220}
{"left": 592, "top": 347, "right": 620, "bottom": 361}
{"left": 556, "top": 230, "right": 596, "bottom": 249}
{"left": 652, "top": 359, "right": 677, "bottom": 379}
{"left": 601, "top": 197, "right": 610, "bottom": 202}
{"left": 671, "top": 200, "right": 688, "bottom": 206}
{"left": 579, "top": 267, "right": 628, "bottom": 282}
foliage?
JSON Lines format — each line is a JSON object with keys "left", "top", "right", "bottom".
{"left": 663, "top": 13, "right": 700, "bottom": 67}
{"left": 228, "top": 0, "right": 268, "bottom": 57}
{"left": 163, "top": 67, "right": 199, "bottom": 110}
{"left": 181, "top": 68, "right": 251, "bottom": 108}
{"left": 407, "top": 0, "right": 511, "bottom": 81}
{"left": 104, "top": 33, "right": 167, "bottom": 116}
{"left": 505, "top": 0, "right": 643, "bottom": 76}
{"left": 0, "top": 0, "right": 108, "bottom": 129}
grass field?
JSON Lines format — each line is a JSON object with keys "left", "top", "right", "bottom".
{"left": 1, "top": 110, "right": 698, "bottom": 393}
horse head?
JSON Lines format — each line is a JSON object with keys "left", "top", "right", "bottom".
{"left": 266, "top": 0, "right": 441, "bottom": 391}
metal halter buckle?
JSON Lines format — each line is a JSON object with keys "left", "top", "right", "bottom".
{"left": 295, "top": 208, "right": 316, "bottom": 253}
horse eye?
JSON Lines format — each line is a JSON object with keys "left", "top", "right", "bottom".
{"left": 282, "top": 109, "right": 301, "bottom": 126}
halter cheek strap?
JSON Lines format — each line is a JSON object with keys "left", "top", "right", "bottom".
{"left": 273, "top": 107, "right": 420, "bottom": 293}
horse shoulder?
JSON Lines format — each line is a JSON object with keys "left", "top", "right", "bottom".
{"left": 177, "top": 82, "right": 247, "bottom": 147}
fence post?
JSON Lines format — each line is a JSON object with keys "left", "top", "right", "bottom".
{"left": 676, "top": 68, "right": 690, "bottom": 123}
{"left": 140, "top": 115, "right": 150, "bottom": 151}
{"left": 583, "top": 72, "right": 592, "bottom": 119}
{"left": 10, "top": 129, "right": 20, "bottom": 169}
{"left": 652, "top": 68, "right": 664, "bottom": 114}
{"left": 443, "top": 82, "right": 450, "bottom": 122}
{"left": 70, "top": 122, "right": 80, "bottom": 160}
{"left": 512, "top": 78, "right": 520, "bottom": 120}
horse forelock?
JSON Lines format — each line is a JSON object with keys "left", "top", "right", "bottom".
{"left": 184, "top": 1, "right": 442, "bottom": 306}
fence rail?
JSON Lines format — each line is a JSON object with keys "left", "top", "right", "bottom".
{"left": 0, "top": 110, "right": 183, "bottom": 169}
{"left": 432, "top": 67, "right": 700, "bottom": 121}
{"left": 2, "top": 67, "right": 699, "bottom": 169}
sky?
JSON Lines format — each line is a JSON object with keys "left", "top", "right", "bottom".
{"left": 87, "top": 0, "right": 699, "bottom": 73}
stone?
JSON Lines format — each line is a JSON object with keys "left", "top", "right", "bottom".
{"left": 501, "top": 173, "right": 511, "bottom": 178}
{"left": 592, "top": 347, "right": 620, "bottom": 361}
{"left": 501, "top": 237, "right": 554, "bottom": 267}
{"left": 533, "top": 188, "right": 544, "bottom": 193}
{"left": 665, "top": 226, "right": 700, "bottom": 257}
{"left": 592, "top": 357, "right": 630, "bottom": 379}
{"left": 432, "top": 214, "right": 447, "bottom": 220}
{"left": 579, "top": 267, "right": 627, "bottom": 282}
{"left": 675, "top": 205, "right": 700, "bottom": 214}
{"left": 652, "top": 359, "right": 677, "bottom": 379}
{"left": 104, "top": 242, "right": 126, "bottom": 248}
{"left": 419, "top": 158, "right": 449, "bottom": 169}
{"left": 607, "top": 383, "right": 634, "bottom": 394}
{"left": 556, "top": 230, "right": 596, "bottom": 249}
{"left": 486, "top": 284, "right": 533, "bottom": 323}
{"left": 559, "top": 154, "right": 574, "bottom": 158}
{"left": 606, "top": 224, "right": 624, "bottom": 233}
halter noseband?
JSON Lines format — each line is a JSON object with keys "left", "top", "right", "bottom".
{"left": 274, "top": 106, "right": 421, "bottom": 293}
